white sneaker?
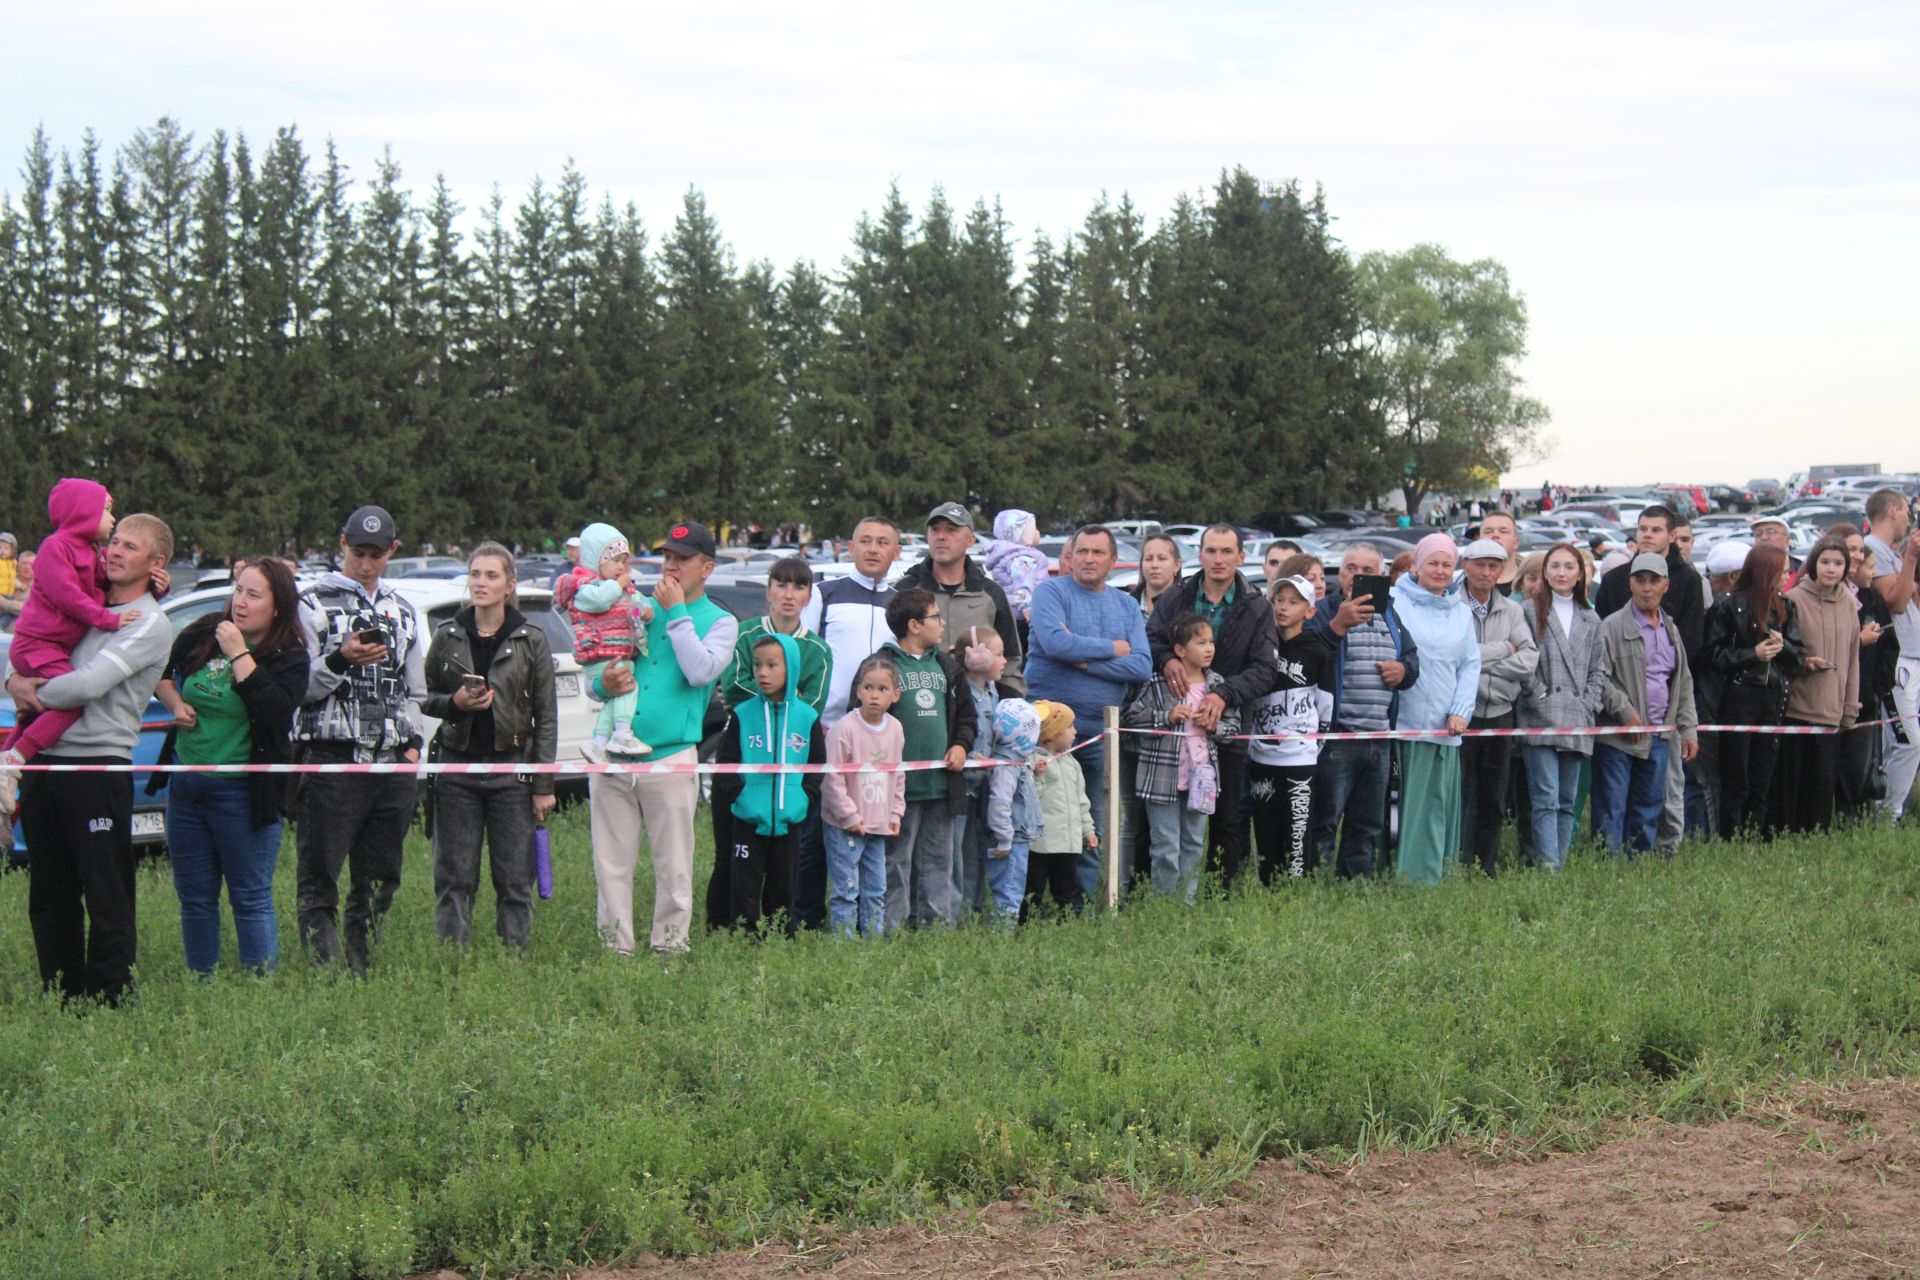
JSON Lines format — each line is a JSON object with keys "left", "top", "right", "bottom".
{"left": 607, "top": 732, "right": 652, "bottom": 758}
{"left": 579, "top": 739, "right": 608, "bottom": 765}
{"left": 0, "top": 749, "right": 22, "bottom": 817}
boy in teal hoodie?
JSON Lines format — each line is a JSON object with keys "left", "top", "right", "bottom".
{"left": 710, "top": 632, "right": 826, "bottom": 934}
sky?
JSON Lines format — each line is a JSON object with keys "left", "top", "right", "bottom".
{"left": 5, "top": 0, "right": 1916, "bottom": 492}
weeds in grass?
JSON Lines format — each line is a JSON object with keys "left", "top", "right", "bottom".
{"left": 0, "top": 809, "right": 1913, "bottom": 1276}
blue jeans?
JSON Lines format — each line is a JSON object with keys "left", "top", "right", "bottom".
{"left": 1076, "top": 733, "right": 1108, "bottom": 899}
{"left": 167, "top": 772, "right": 282, "bottom": 973}
{"left": 983, "top": 842, "right": 1028, "bottom": 922}
{"left": 822, "top": 823, "right": 887, "bottom": 938}
{"left": 1307, "top": 739, "right": 1390, "bottom": 878}
{"left": 1520, "top": 746, "right": 1583, "bottom": 869}
{"left": 1144, "top": 797, "right": 1207, "bottom": 903}
{"left": 1591, "top": 739, "right": 1670, "bottom": 857}
{"left": 950, "top": 788, "right": 989, "bottom": 919}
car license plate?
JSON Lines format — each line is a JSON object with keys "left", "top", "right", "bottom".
{"left": 557, "top": 674, "right": 581, "bottom": 698}
{"left": 131, "top": 811, "right": 166, "bottom": 839}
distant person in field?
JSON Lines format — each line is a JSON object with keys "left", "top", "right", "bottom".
{"left": 900, "top": 503, "right": 1024, "bottom": 692}
{"left": 1387, "top": 535, "right": 1481, "bottom": 885}
{"left": 1026, "top": 699, "right": 1093, "bottom": 915}
{"left": 984, "top": 508, "right": 1050, "bottom": 627}
{"left": 0, "top": 546, "right": 33, "bottom": 632}
{"left": 1124, "top": 613, "right": 1240, "bottom": 903}
{"left": 1838, "top": 524, "right": 1893, "bottom": 821}
{"left": 555, "top": 522, "right": 653, "bottom": 763}
{"left": 1243, "top": 572, "right": 1334, "bottom": 882}
{"left": 877, "top": 588, "right": 975, "bottom": 930}
{"left": 1476, "top": 511, "right": 1523, "bottom": 596}
{"left": 818, "top": 653, "right": 906, "bottom": 938}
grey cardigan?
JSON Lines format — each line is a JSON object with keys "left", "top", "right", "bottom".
{"left": 1470, "top": 589, "right": 1539, "bottom": 718}
{"left": 1518, "top": 597, "right": 1606, "bottom": 755}
{"left": 1596, "top": 605, "right": 1699, "bottom": 759}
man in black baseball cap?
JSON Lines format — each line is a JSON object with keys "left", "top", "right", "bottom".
{"left": 293, "top": 501, "right": 425, "bottom": 973}
{"left": 590, "top": 516, "right": 740, "bottom": 955}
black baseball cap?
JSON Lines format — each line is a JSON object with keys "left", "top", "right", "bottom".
{"left": 342, "top": 505, "right": 397, "bottom": 547}
{"left": 660, "top": 520, "right": 717, "bottom": 558}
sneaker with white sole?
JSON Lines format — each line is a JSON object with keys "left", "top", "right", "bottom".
{"left": 606, "top": 732, "right": 652, "bottom": 758}
{"left": 0, "top": 749, "right": 22, "bottom": 817}
{"left": 579, "top": 739, "right": 608, "bottom": 765}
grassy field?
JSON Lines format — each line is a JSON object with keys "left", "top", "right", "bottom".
{"left": 0, "top": 806, "right": 1914, "bottom": 1278}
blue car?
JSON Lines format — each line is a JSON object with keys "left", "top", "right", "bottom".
{"left": 1, "top": 634, "right": 175, "bottom": 861}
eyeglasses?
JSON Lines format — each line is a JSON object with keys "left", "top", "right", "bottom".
{"left": 921, "top": 612, "right": 943, "bottom": 623}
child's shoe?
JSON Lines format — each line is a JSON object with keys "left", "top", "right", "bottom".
{"left": 579, "top": 737, "right": 609, "bottom": 765}
{"left": 606, "top": 731, "right": 651, "bottom": 758}
{"left": 0, "top": 749, "right": 22, "bottom": 816}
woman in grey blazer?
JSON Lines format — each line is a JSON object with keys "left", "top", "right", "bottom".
{"left": 1516, "top": 544, "right": 1606, "bottom": 868}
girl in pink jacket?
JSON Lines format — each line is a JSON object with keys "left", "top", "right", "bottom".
{"left": 0, "top": 479, "right": 136, "bottom": 813}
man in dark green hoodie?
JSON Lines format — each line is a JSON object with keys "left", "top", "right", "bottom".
{"left": 710, "top": 632, "right": 824, "bottom": 934}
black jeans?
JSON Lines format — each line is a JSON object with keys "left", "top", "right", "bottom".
{"left": 1248, "top": 761, "right": 1315, "bottom": 883}
{"left": 431, "top": 770, "right": 535, "bottom": 949}
{"left": 22, "top": 759, "right": 137, "bottom": 1005}
{"left": 1717, "top": 684, "right": 1783, "bottom": 839}
{"left": 295, "top": 767, "right": 415, "bottom": 972}
{"left": 1204, "top": 747, "right": 1251, "bottom": 885}
{"left": 1459, "top": 711, "right": 1515, "bottom": 874}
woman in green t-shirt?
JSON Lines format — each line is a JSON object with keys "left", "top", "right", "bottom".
{"left": 154, "top": 560, "right": 310, "bottom": 973}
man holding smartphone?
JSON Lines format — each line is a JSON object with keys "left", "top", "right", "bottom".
{"left": 294, "top": 504, "right": 427, "bottom": 972}
{"left": 1306, "top": 543, "right": 1420, "bottom": 878}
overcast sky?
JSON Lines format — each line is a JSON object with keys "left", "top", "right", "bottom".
{"left": 7, "top": 0, "right": 1915, "bottom": 490}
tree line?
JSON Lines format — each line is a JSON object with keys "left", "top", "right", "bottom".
{"left": 0, "top": 118, "right": 1547, "bottom": 556}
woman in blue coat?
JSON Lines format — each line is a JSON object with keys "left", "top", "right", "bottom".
{"left": 1388, "top": 534, "right": 1481, "bottom": 884}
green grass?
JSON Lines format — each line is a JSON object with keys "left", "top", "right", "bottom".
{"left": 0, "top": 807, "right": 1916, "bottom": 1278}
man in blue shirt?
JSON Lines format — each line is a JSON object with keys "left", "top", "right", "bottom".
{"left": 1025, "top": 525, "right": 1151, "bottom": 896}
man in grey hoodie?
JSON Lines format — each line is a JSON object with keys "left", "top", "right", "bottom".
{"left": 5, "top": 513, "right": 173, "bottom": 1005}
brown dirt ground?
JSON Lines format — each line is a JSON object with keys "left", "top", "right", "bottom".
{"left": 439, "top": 1079, "right": 1920, "bottom": 1279}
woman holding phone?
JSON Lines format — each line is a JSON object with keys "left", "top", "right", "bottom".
{"left": 423, "top": 543, "right": 558, "bottom": 949}
{"left": 1703, "top": 544, "right": 1803, "bottom": 838}
{"left": 152, "top": 559, "right": 310, "bottom": 974}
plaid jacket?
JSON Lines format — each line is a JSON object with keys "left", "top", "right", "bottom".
{"left": 1121, "top": 670, "right": 1241, "bottom": 805}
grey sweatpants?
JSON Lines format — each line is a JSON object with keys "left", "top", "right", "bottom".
{"left": 885, "top": 799, "right": 953, "bottom": 931}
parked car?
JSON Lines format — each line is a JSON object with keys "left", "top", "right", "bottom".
{"left": 1316, "top": 508, "right": 1379, "bottom": 529}
{"left": 2, "top": 633, "right": 174, "bottom": 860}
{"left": 1745, "top": 478, "right": 1785, "bottom": 507}
{"left": 384, "top": 556, "right": 466, "bottom": 577}
{"left": 1707, "top": 484, "right": 1756, "bottom": 513}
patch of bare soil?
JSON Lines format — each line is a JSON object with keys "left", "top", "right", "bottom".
{"left": 519, "top": 1080, "right": 1920, "bottom": 1278}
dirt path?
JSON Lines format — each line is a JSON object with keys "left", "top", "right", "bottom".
{"left": 473, "top": 1080, "right": 1920, "bottom": 1278}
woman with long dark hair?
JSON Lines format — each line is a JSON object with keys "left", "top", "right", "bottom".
{"left": 423, "top": 543, "right": 558, "bottom": 949}
{"left": 1515, "top": 543, "right": 1604, "bottom": 868}
{"left": 1704, "top": 544, "right": 1804, "bottom": 838}
{"left": 153, "top": 559, "right": 310, "bottom": 973}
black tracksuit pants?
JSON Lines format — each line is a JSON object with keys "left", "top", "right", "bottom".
{"left": 22, "top": 759, "right": 138, "bottom": 1005}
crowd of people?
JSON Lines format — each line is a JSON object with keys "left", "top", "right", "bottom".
{"left": 0, "top": 483, "right": 1913, "bottom": 999}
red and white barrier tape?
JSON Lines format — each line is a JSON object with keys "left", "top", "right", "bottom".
{"left": 1119, "top": 716, "right": 1899, "bottom": 744}
{"left": 6, "top": 718, "right": 1903, "bottom": 774}
{"left": 7, "top": 737, "right": 1105, "bottom": 776}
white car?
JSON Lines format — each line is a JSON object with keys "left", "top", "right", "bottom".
{"left": 160, "top": 579, "right": 599, "bottom": 780}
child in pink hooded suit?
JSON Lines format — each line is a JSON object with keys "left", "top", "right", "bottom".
{"left": 0, "top": 479, "right": 136, "bottom": 809}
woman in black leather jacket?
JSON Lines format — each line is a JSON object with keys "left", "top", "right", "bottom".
{"left": 1704, "top": 544, "right": 1804, "bottom": 838}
